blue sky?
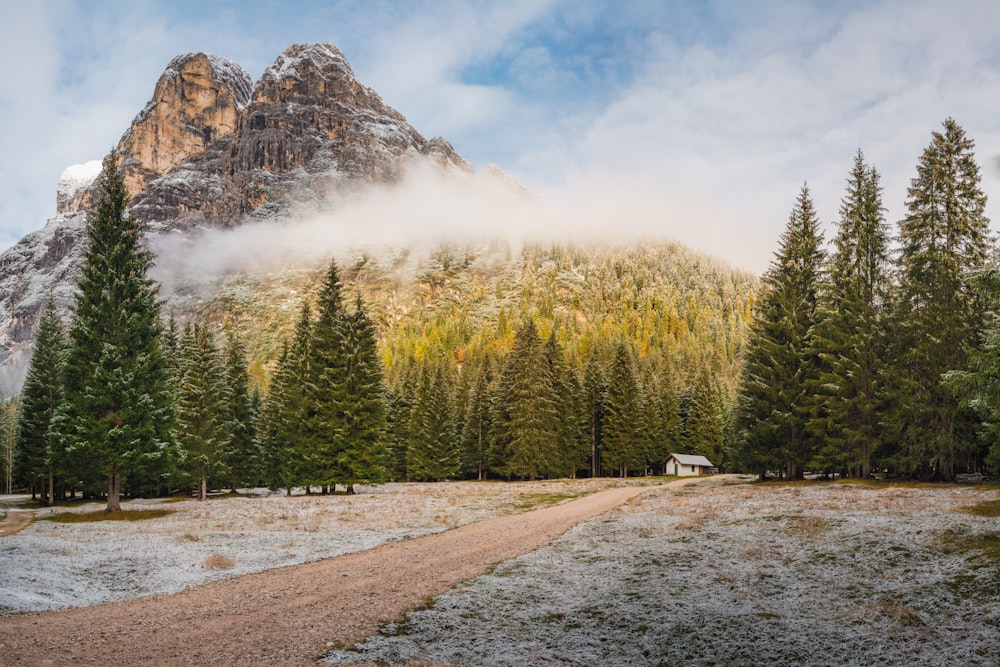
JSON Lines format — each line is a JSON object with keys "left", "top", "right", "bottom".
{"left": 2, "top": 0, "right": 1000, "bottom": 272}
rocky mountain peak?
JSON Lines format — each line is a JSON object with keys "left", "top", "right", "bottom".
{"left": 110, "top": 52, "right": 254, "bottom": 205}
{"left": 254, "top": 43, "right": 371, "bottom": 107}
{"left": 0, "top": 42, "right": 480, "bottom": 391}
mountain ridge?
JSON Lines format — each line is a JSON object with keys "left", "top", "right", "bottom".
{"left": 0, "top": 42, "right": 474, "bottom": 390}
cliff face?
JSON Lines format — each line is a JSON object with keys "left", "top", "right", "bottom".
{"left": 0, "top": 43, "right": 473, "bottom": 386}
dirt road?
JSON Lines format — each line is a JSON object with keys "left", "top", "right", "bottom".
{"left": 0, "top": 479, "right": 709, "bottom": 666}
{"left": 0, "top": 507, "right": 33, "bottom": 537}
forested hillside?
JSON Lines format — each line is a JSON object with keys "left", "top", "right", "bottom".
{"left": 191, "top": 239, "right": 757, "bottom": 484}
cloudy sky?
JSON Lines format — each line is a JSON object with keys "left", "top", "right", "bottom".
{"left": 1, "top": 0, "right": 999, "bottom": 272}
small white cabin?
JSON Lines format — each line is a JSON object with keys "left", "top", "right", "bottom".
{"left": 665, "top": 453, "right": 714, "bottom": 477}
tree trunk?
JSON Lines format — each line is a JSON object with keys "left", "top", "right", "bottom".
{"left": 346, "top": 484, "right": 355, "bottom": 495}
{"left": 198, "top": 476, "right": 207, "bottom": 501}
{"left": 105, "top": 472, "right": 122, "bottom": 513}
{"left": 47, "top": 469, "right": 55, "bottom": 507}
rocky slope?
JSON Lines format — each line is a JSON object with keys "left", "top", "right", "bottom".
{"left": 0, "top": 43, "right": 471, "bottom": 390}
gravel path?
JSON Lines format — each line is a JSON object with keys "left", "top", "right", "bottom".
{"left": 0, "top": 507, "right": 33, "bottom": 537}
{"left": 0, "top": 479, "right": 707, "bottom": 666}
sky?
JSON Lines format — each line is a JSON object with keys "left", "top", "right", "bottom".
{"left": 1, "top": 0, "right": 1000, "bottom": 273}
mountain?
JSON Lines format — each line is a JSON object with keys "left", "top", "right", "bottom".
{"left": 0, "top": 43, "right": 471, "bottom": 391}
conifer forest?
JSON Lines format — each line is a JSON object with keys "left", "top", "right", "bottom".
{"left": 5, "top": 118, "right": 1000, "bottom": 506}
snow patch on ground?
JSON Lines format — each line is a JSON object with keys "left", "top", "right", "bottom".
{"left": 0, "top": 480, "right": 633, "bottom": 614}
{"left": 325, "top": 480, "right": 1000, "bottom": 666}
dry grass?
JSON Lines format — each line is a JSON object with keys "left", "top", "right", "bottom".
{"left": 961, "top": 496, "right": 1000, "bottom": 518}
{"left": 42, "top": 509, "right": 174, "bottom": 524}
{"left": 203, "top": 553, "right": 236, "bottom": 570}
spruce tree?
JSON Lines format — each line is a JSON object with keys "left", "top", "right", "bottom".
{"left": 945, "top": 268, "right": 1000, "bottom": 473}
{"left": 259, "top": 341, "right": 299, "bottom": 494}
{"left": 175, "top": 322, "right": 228, "bottom": 500}
{"left": 683, "top": 369, "right": 724, "bottom": 465}
{"left": 305, "top": 261, "right": 351, "bottom": 490}
{"left": 544, "top": 334, "right": 588, "bottom": 477}
{"left": 336, "top": 293, "right": 387, "bottom": 490}
{"left": 221, "top": 327, "right": 258, "bottom": 492}
{"left": 14, "top": 299, "right": 66, "bottom": 504}
{"left": 407, "top": 362, "right": 460, "bottom": 481}
{"left": 890, "top": 119, "right": 993, "bottom": 480}
{"left": 495, "top": 321, "right": 559, "bottom": 479}
{"left": 737, "top": 185, "right": 825, "bottom": 479}
{"left": 1, "top": 401, "right": 16, "bottom": 494}
{"left": 49, "top": 152, "right": 176, "bottom": 511}
{"left": 808, "top": 151, "right": 890, "bottom": 478}
{"left": 384, "top": 369, "right": 415, "bottom": 481}
{"left": 601, "top": 344, "right": 643, "bottom": 476}
{"left": 582, "top": 354, "right": 607, "bottom": 477}
{"left": 461, "top": 353, "right": 495, "bottom": 480}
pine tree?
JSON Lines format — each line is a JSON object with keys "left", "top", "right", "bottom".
{"left": 945, "top": 268, "right": 1000, "bottom": 473}
{"left": 175, "top": 322, "right": 228, "bottom": 500}
{"left": 890, "top": 119, "right": 993, "bottom": 480}
{"left": 461, "top": 353, "right": 495, "bottom": 480}
{"left": 582, "top": 354, "right": 607, "bottom": 477}
{"left": 305, "top": 261, "right": 351, "bottom": 490}
{"left": 601, "top": 344, "right": 643, "bottom": 476}
{"left": 0, "top": 401, "right": 16, "bottom": 494}
{"left": 335, "top": 293, "right": 387, "bottom": 491}
{"left": 808, "top": 151, "right": 890, "bottom": 478}
{"left": 544, "top": 334, "right": 587, "bottom": 477}
{"left": 737, "top": 185, "right": 825, "bottom": 479}
{"left": 495, "top": 321, "right": 559, "bottom": 479}
{"left": 683, "top": 369, "right": 724, "bottom": 465}
{"left": 221, "top": 327, "right": 258, "bottom": 492}
{"left": 259, "top": 341, "right": 298, "bottom": 494}
{"left": 14, "top": 299, "right": 66, "bottom": 504}
{"left": 384, "top": 369, "right": 415, "bottom": 481}
{"left": 407, "top": 362, "right": 460, "bottom": 481}
{"left": 49, "top": 152, "right": 177, "bottom": 511}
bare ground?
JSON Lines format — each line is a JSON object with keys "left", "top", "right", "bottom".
{"left": 0, "top": 507, "right": 33, "bottom": 537}
{"left": 0, "top": 479, "right": 705, "bottom": 666}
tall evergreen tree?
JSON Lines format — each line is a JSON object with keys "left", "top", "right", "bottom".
{"left": 175, "top": 322, "right": 228, "bottom": 500}
{"left": 544, "top": 334, "right": 588, "bottom": 477}
{"left": 407, "top": 362, "right": 460, "bottom": 481}
{"left": 889, "top": 119, "right": 993, "bottom": 480}
{"left": 0, "top": 400, "right": 16, "bottom": 494}
{"left": 335, "top": 293, "right": 387, "bottom": 491}
{"left": 384, "top": 368, "right": 415, "bottom": 481}
{"left": 683, "top": 369, "right": 724, "bottom": 465}
{"left": 461, "top": 353, "right": 495, "bottom": 480}
{"left": 808, "top": 151, "right": 890, "bottom": 478}
{"left": 945, "top": 268, "right": 1000, "bottom": 473}
{"left": 601, "top": 344, "right": 643, "bottom": 476}
{"left": 495, "top": 321, "right": 559, "bottom": 479}
{"left": 14, "top": 299, "right": 66, "bottom": 504}
{"left": 221, "top": 327, "right": 258, "bottom": 492}
{"left": 305, "top": 261, "right": 351, "bottom": 490}
{"left": 259, "top": 341, "right": 299, "bottom": 494}
{"left": 49, "top": 152, "right": 177, "bottom": 511}
{"left": 582, "top": 354, "right": 607, "bottom": 477}
{"left": 737, "top": 185, "right": 825, "bottom": 479}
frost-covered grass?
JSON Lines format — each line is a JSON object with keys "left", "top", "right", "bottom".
{"left": 0, "top": 479, "right": 635, "bottom": 614}
{"left": 326, "top": 479, "right": 1000, "bottom": 667}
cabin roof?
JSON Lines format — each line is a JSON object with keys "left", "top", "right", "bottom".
{"left": 667, "top": 453, "right": 714, "bottom": 467}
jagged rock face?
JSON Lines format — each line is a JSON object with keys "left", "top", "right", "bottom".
{"left": 131, "top": 43, "right": 470, "bottom": 229}
{"left": 118, "top": 53, "right": 253, "bottom": 203}
{"left": 0, "top": 42, "right": 476, "bottom": 387}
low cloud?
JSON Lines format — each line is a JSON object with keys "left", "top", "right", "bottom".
{"left": 150, "top": 160, "right": 755, "bottom": 300}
